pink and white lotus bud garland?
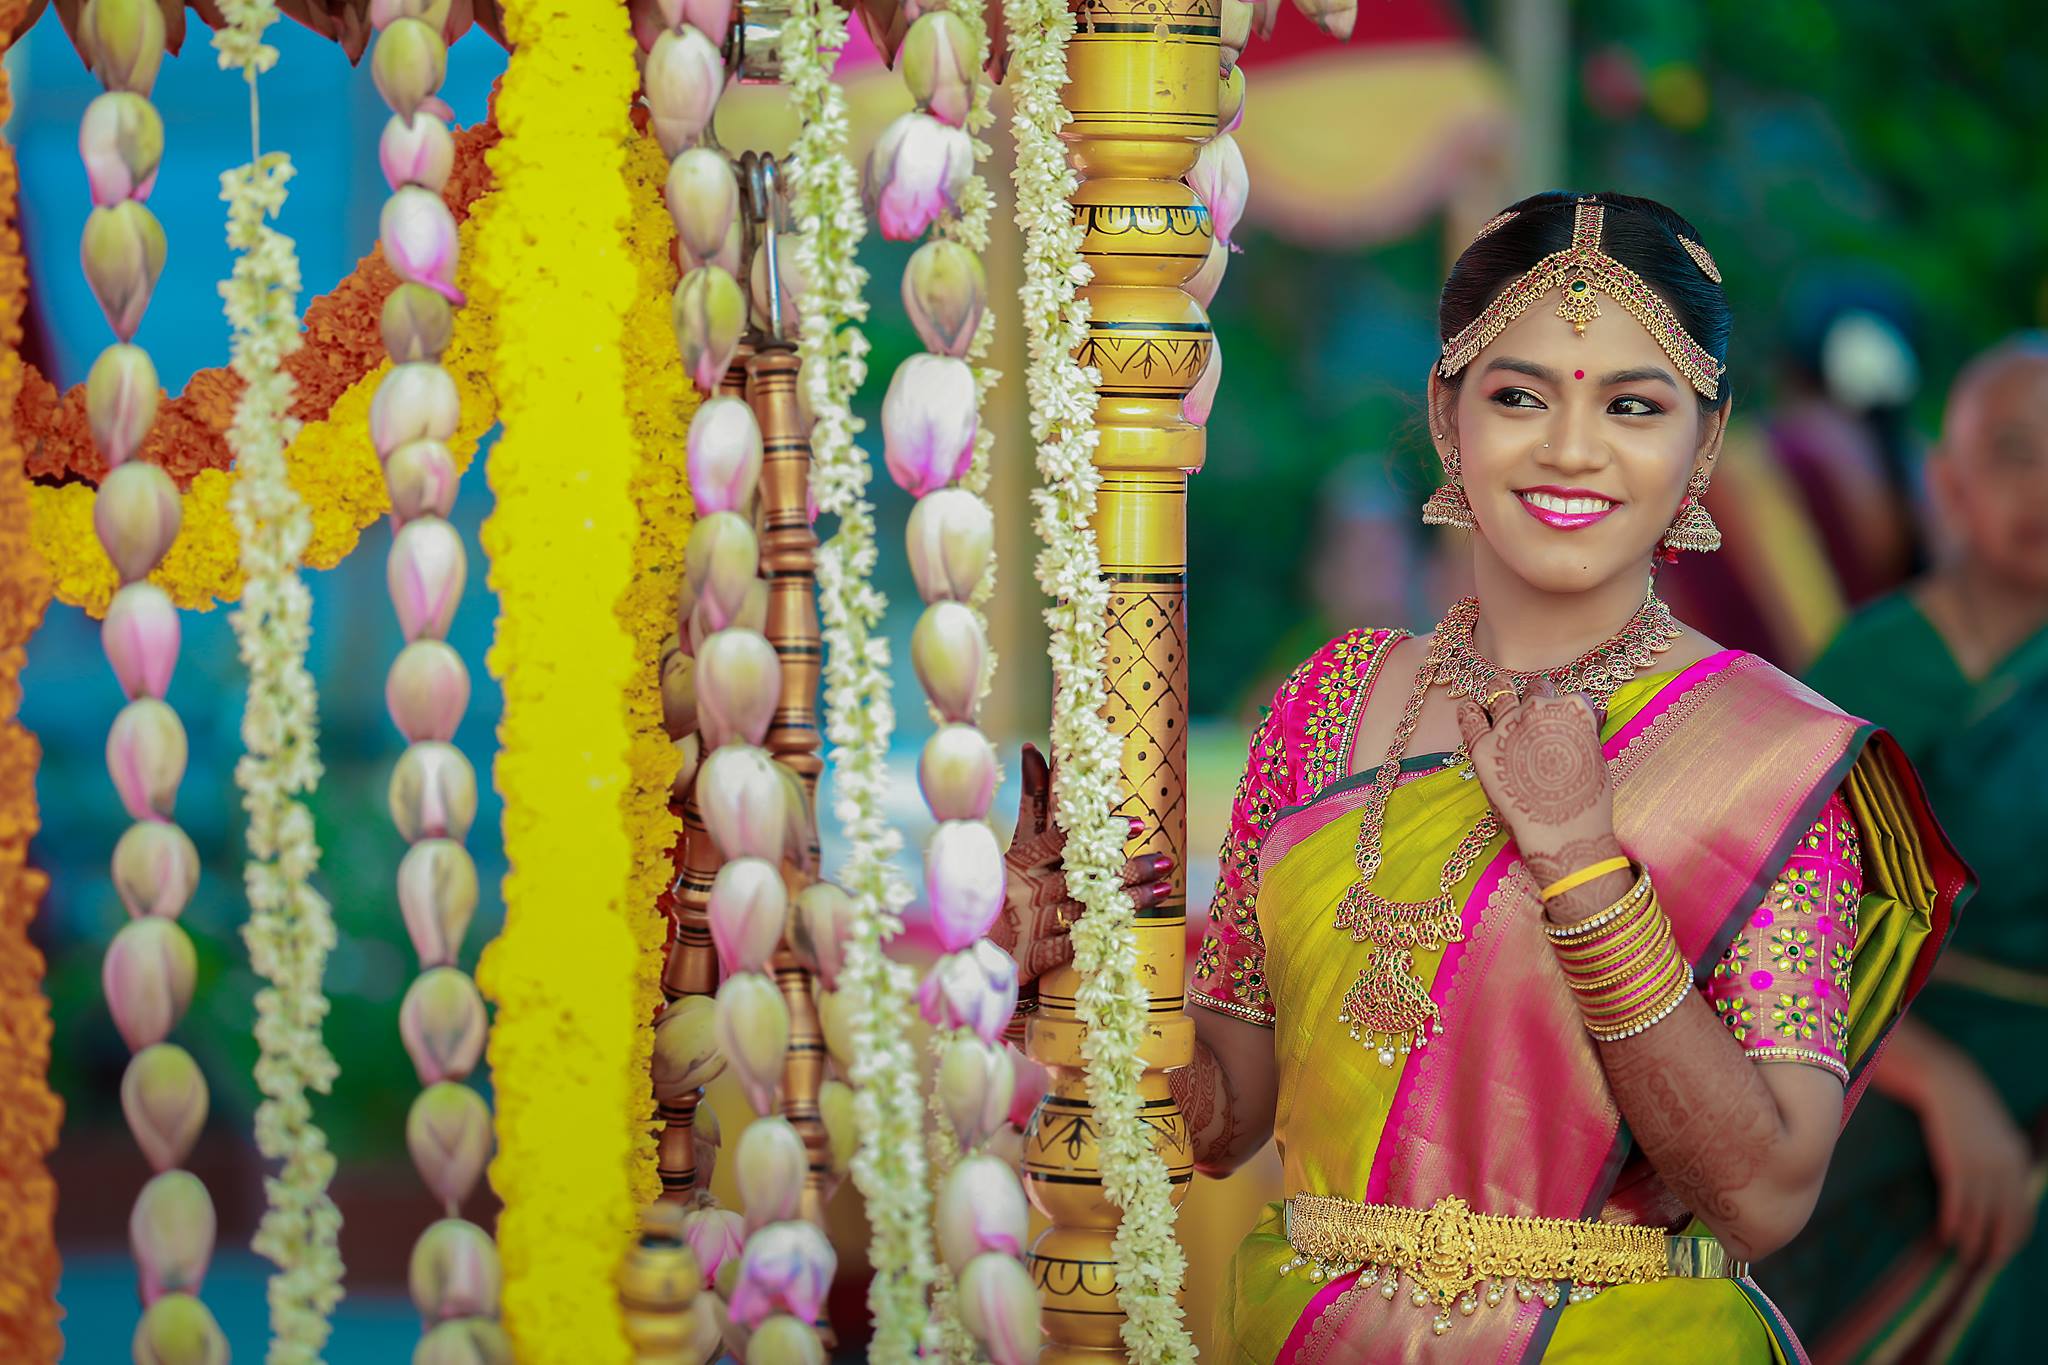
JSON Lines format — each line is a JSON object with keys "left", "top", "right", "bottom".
{"left": 672, "top": 731, "right": 701, "bottom": 802}
{"left": 866, "top": 110, "right": 973, "bottom": 241}
{"left": 735, "top": 1117, "right": 808, "bottom": 1231}
{"left": 399, "top": 968, "right": 488, "bottom": 1084}
{"left": 819, "top": 1078, "right": 857, "bottom": 1176}
{"left": 694, "top": 628, "right": 780, "bottom": 750}
{"left": 652, "top": 994, "right": 727, "bottom": 1099}
{"left": 816, "top": 987, "right": 855, "bottom": 1072}
{"left": 398, "top": 839, "right": 479, "bottom": 968}
{"left": 917, "top": 939, "right": 1018, "bottom": 1043}
{"left": 1252, "top": 0, "right": 1283, "bottom": 38}
{"left": 388, "top": 516, "right": 467, "bottom": 641}
{"left": 1220, "top": 63, "right": 1247, "bottom": 133}
{"left": 661, "top": 650, "right": 698, "bottom": 739}
{"left": 80, "top": 91, "right": 163, "bottom": 206}
{"left": 1291, "top": 0, "right": 1357, "bottom": 41}
{"left": 926, "top": 819, "right": 1005, "bottom": 952}
{"left": 905, "top": 485, "right": 994, "bottom": 603}
{"left": 406, "top": 1083, "right": 493, "bottom": 1211}
{"left": 94, "top": 459, "right": 181, "bottom": 582}
{"left": 667, "top": 147, "right": 741, "bottom": 272}
{"left": 121, "top": 1043, "right": 207, "bottom": 1172}
{"left": 698, "top": 743, "right": 788, "bottom": 864}
{"left": 686, "top": 396, "right": 763, "bottom": 514}
{"left": 85, "top": 342, "right": 159, "bottom": 466}
{"left": 902, "top": 238, "right": 987, "bottom": 358}
{"left": 673, "top": 264, "right": 747, "bottom": 395}
{"left": 708, "top": 857, "right": 788, "bottom": 976}
{"left": 883, "top": 353, "right": 978, "bottom": 497}
{"left": 388, "top": 740, "right": 478, "bottom": 843}
{"left": 683, "top": 511, "right": 762, "bottom": 627}
{"left": 409, "top": 1218, "right": 501, "bottom": 1322}
{"left": 130, "top": 1169, "right": 215, "bottom": 1303}
{"left": 936, "top": 1033, "right": 1014, "bottom": 1150}
{"left": 370, "top": 361, "right": 460, "bottom": 457}
{"left": 959, "top": 1251, "right": 1042, "bottom": 1365}
{"left": 682, "top": 1206, "right": 747, "bottom": 1280}
{"left": 380, "top": 111, "right": 455, "bottom": 192}
{"left": 380, "top": 186, "right": 463, "bottom": 303}
{"left": 107, "top": 697, "right": 186, "bottom": 821}
{"left": 936, "top": 1155, "right": 1028, "bottom": 1272}
{"left": 645, "top": 25, "right": 725, "bottom": 158}
{"left": 372, "top": 17, "right": 448, "bottom": 120}
{"left": 715, "top": 973, "right": 791, "bottom": 1114}
{"left": 748, "top": 1315, "right": 825, "bottom": 1365}
{"left": 787, "top": 880, "right": 854, "bottom": 990}
{"left": 727, "top": 1221, "right": 836, "bottom": 1329}
{"left": 382, "top": 282, "right": 453, "bottom": 363}
{"left": 100, "top": 919, "right": 196, "bottom": 1051}
{"left": 80, "top": 201, "right": 165, "bottom": 341}
{"left": 1184, "top": 337, "right": 1223, "bottom": 426}
{"left": 1188, "top": 132, "right": 1249, "bottom": 249}
{"left": 103, "top": 582, "right": 180, "bottom": 700}
{"left": 111, "top": 818, "right": 199, "bottom": 919}
{"left": 748, "top": 233, "right": 809, "bottom": 335}
{"left": 387, "top": 640, "right": 469, "bottom": 743}
{"left": 659, "top": 0, "right": 736, "bottom": 47}
{"left": 132, "top": 1294, "right": 228, "bottom": 1365}
{"left": 413, "top": 1319, "right": 513, "bottom": 1365}
{"left": 82, "top": 0, "right": 167, "bottom": 96}
{"left": 384, "top": 438, "right": 460, "bottom": 524}
{"left": 1220, "top": 0, "right": 1253, "bottom": 65}
{"left": 1188, "top": 235, "right": 1228, "bottom": 309}
{"left": 911, "top": 600, "right": 989, "bottom": 724}
{"left": 900, "top": 10, "right": 976, "bottom": 127}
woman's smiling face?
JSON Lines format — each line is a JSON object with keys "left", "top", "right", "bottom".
{"left": 1431, "top": 304, "right": 1728, "bottom": 595}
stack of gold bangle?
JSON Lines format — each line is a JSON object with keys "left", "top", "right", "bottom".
{"left": 1544, "top": 866, "right": 1694, "bottom": 1042}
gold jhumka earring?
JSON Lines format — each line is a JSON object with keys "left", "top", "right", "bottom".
{"left": 1660, "top": 467, "right": 1722, "bottom": 555}
{"left": 1422, "top": 441, "right": 1477, "bottom": 529}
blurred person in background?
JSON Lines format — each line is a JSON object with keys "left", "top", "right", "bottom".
{"left": 1763, "top": 336, "right": 2048, "bottom": 1361}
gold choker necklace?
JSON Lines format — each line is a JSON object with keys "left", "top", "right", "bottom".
{"left": 1333, "top": 592, "right": 1681, "bottom": 1064}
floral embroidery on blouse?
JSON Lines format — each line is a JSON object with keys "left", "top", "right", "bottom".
{"left": 1191, "top": 630, "right": 1396, "bottom": 1027}
{"left": 1702, "top": 792, "right": 1861, "bottom": 1082}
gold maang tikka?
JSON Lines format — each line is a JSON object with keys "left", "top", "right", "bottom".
{"left": 1439, "top": 199, "right": 1725, "bottom": 401}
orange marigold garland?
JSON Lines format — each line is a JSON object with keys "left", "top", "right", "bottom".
{"left": 0, "top": 10, "right": 64, "bottom": 1357}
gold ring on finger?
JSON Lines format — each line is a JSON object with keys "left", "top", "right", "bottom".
{"left": 1483, "top": 687, "right": 1516, "bottom": 711}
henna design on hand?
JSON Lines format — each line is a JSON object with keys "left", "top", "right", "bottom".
{"left": 1169, "top": 1038, "right": 1242, "bottom": 1168}
{"left": 1488, "top": 698, "right": 1606, "bottom": 826}
{"left": 1518, "top": 833, "right": 1627, "bottom": 888}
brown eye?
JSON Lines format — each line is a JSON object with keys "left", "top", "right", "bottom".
{"left": 1492, "top": 388, "right": 1545, "bottom": 409}
{"left": 1610, "top": 395, "right": 1663, "bottom": 417}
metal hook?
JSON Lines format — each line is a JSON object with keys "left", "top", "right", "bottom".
{"left": 739, "top": 151, "right": 785, "bottom": 344}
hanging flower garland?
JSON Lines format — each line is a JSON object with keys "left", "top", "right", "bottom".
{"left": 780, "top": 0, "right": 935, "bottom": 1354}
{"left": 71, "top": 0, "right": 230, "bottom": 1355}
{"left": 469, "top": 0, "right": 646, "bottom": 1356}
{"left": 0, "top": 11, "right": 64, "bottom": 1356}
{"left": 28, "top": 210, "right": 498, "bottom": 619}
{"left": 1004, "top": 0, "right": 1194, "bottom": 1358}
{"left": 213, "top": 2, "right": 346, "bottom": 1358}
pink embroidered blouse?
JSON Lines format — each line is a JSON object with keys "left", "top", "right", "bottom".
{"left": 1189, "top": 630, "right": 1860, "bottom": 1083}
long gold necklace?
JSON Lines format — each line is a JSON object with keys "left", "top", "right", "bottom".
{"left": 1334, "top": 591, "right": 1681, "bottom": 1065}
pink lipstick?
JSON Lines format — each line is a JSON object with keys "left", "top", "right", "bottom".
{"left": 1516, "top": 485, "right": 1620, "bottom": 530}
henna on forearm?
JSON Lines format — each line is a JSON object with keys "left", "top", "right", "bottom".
{"left": 1594, "top": 990, "right": 1836, "bottom": 1258}
{"left": 1169, "top": 1035, "right": 1244, "bottom": 1175}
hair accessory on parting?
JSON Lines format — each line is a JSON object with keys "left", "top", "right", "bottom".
{"left": 1677, "top": 235, "right": 1723, "bottom": 284}
{"left": 1439, "top": 199, "right": 1725, "bottom": 401}
{"left": 1469, "top": 210, "right": 1519, "bottom": 244}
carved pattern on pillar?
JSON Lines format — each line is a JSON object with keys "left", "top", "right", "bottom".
{"left": 1023, "top": 1, "right": 1219, "bottom": 1358}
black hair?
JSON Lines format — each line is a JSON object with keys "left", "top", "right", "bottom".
{"left": 1437, "top": 191, "right": 1732, "bottom": 410}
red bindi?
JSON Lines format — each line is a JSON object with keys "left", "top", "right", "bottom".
{"left": 1574, "top": 369, "right": 1586, "bottom": 380}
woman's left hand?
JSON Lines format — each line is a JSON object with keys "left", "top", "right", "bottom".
{"left": 1455, "top": 677, "right": 1622, "bottom": 888}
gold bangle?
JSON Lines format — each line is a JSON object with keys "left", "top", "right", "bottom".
{"left": 1552, "top": 896, "right": 1663, "bottom": 970}
{"left": 1540, "top": 855, "right": 1635, "bottom": 902}
{"left": 1544, "top": 872, "right": 1652, "bottom": 942}
{"left": 1587, "top": 963, "right": 1695, "bottom": 1042}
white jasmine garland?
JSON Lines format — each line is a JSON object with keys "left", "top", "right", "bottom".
{"left": 779, "top": 3, "right": 936, "bottom": 1357}
{"left": 1004, "top": 0, "right": 1195, "bottom": 1360}
{"left": 215, "top": 3, "right": 344, "bottom": 1361}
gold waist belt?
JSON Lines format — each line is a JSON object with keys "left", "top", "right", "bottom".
{"left": 1280, "top": 1194, "right": 1749, "bottom": 1337}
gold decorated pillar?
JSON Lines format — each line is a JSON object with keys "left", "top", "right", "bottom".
{"left": 1023, "top": 2, "right": 1218, "bottom": 1358}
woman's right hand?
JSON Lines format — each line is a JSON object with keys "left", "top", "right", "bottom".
{"left": 1914, "top": 1048, "right": 2037, "bottom": 1268}
{"left": 989, "top": 743, "right": 1176, "bottom": 986}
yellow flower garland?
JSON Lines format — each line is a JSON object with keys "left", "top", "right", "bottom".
{"left": 468, "top": 2, "right": 644, "bottom": 1359}
{"left": 27, "top": 210, "right": 498, "bottom": 619}
{"left": 614, "top": 130, "right": 695, "bottom": 1206}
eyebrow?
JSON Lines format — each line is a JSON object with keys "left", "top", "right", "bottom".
{"left": 1480, "top": 357, "right": 1681, "bottom": 389}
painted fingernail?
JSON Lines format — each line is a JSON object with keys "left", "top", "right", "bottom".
{"left": 1151, "top": 854, "right": 1175, "bottom": 875}
{"left": 1127, "top": 816, "right": 1144, "bottom": 836}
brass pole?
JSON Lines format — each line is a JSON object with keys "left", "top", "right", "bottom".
{"left": 1023, "top": 2, "right": 1218, "bottom": 1358}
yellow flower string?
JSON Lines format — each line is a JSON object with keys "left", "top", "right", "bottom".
{"left": 0, "top": 18, "right": 64, "bottom": 1357}
{"left": 469, "top": 1, "right": 643, "bottom": 1358}
{"left": 213, "top": 4, "right": 345, "bottom": 1358}
{"left": 614, "top": 129, "right": 695, "bottom": 1206}
{"left": 28, "top": 210, "right": 498, "bottom": 619}
{"left": 1006, "top": 0, "right": 1193, "bottom": 1357}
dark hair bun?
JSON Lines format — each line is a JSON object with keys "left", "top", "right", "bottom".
{"left": 1438, "top": 191, "right": 1732, "bottom": 408}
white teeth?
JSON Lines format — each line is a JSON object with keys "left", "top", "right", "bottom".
{"left": 1520, "top": 491, "right": 1615, "bottom": 515}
